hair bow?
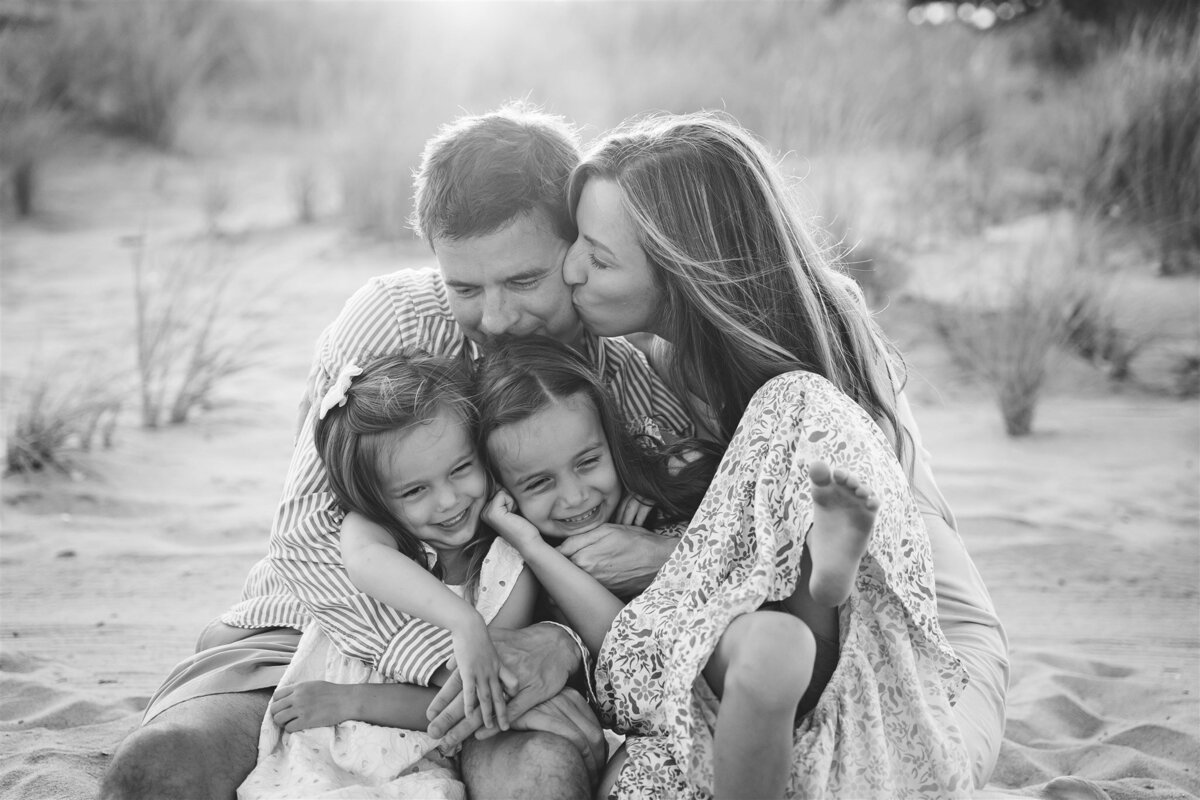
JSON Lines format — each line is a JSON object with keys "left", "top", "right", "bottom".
{"left": 318, "top": 363, "right": 364, "bottom": 419}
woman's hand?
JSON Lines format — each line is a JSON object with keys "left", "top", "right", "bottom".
{"left": 482, "top": 490, "right": 543, "bottom": 552}
{"left": 451, "top": 612, "right": 516, "bottom": 732}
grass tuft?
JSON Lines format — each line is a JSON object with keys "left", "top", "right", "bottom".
{"left": 5, "top": 371, "right": 121, "bottom": 476}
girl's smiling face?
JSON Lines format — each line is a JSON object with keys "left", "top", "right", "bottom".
{"left": 486, "top": 393, "right": 622, "bottom": 539}
{"left": 375, "top": 408, "right": 488, "bottom": 556}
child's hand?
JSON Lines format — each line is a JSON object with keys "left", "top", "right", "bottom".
{"left": 615, "top": 492, "right": 654, "bottom": 528}
{"left": 451, "top": 615, "right": 516, "bottom": 732}
{"left": 483, "top": 490, "right": 543, "bottom": 550}
{"left": 270, "top": 681, "right": 356, "bottom": 733}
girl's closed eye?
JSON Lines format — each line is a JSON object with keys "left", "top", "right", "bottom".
{"left": 522, "top": 476, "right": 551, "bottom": 493}
{"left": 588, "top": 253, "right": 610, "bottom": 270}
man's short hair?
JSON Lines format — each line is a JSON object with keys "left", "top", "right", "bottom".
{"left": 411, "top": 101, "right": 580, "bottom": 247}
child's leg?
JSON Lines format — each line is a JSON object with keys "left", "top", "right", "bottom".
{"left": 779, "top": 549, "right": 840, "bottom": 715}
{"left": 806, "top": 460, "right": 879, "bottom": 607}
{"left": 702, "top": 611, "right": 815, "bottom": 800}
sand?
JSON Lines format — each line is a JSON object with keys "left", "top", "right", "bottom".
{"left": 2, "top": 130, "right": 1198, "bottom": 800}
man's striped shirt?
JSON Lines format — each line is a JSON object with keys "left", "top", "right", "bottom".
{"left": 221, "top": 268, "right": 693, "bottom": 685}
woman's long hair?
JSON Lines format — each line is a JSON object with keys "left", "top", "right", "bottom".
{"left": 568, "top": 112, "right": 907, "bottom": 459}
{"left": 475, "top": 336, "right": 718, "bottom": 526}
{"left": 314, "top": 349, "right": 492, "bottom": 599}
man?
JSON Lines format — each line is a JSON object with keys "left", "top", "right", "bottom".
{"left": 100, "top": 102, "right": 694, "bottom": 800}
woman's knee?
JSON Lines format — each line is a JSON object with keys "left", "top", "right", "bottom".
{"left": 722, "top": 612, "right": 816, "bottom": 707}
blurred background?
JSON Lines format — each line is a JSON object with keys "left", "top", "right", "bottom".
{"left": 1, "top": 0, "right": 1198, "bottom": 490}
{"left": 0, "top": 6, "right": 1198, "bottom": 798}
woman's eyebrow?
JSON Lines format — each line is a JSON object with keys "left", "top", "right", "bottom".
{"left": 583, "top": 234, "right": 615, "bottom": 258}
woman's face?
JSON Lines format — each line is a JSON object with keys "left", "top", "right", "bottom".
{"left": 486, "top": 393, "right": 622, "bottom": 540}
{"left": 563, "top": 178, "right": 666, "bottom": 339}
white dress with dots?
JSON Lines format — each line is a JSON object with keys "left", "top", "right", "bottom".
{"left": 238, "top": 538, "right": 525, "bottom": 800}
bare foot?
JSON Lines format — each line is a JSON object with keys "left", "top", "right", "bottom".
{"left": 807, "top": 461, "right": 878, "bottom": 607}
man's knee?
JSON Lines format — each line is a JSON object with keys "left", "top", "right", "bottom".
{"left": 462, "top": 730, "right": 591, "bottom": 800}
{"left": 101, "top": 723, "right": 216, "bottom": 800}
{"left": 101, "top": 691, "right": 268, "bottom": 800}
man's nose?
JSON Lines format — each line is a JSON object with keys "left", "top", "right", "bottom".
{"left": 479, "top": 294, "right": 518, "bottom": 337}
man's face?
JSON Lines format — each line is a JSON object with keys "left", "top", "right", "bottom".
{"left": 436, "top": 210, "right": 583, "bottom": 346}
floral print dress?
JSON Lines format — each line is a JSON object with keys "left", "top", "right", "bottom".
{"left": 595, "top": 371, "right": 973, "bottom": 799}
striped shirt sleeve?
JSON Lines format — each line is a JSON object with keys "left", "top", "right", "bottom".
{"left": 598, "top": 337, "right": 695, "bottom": 442}
{"left": 266, "top": 274, "right": 455, "bottom": 684}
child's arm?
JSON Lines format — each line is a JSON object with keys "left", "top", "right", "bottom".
{"left": 341, "top": 512, "right": 510, "bottom": 730}
{"left": 271, "top": 680, "right": 440, "bottom": 733}
{"left": 482, "top": 491, "right": 625, "bottom": 655}
{"left": 487, "top": 565, "right": 538, "bottom": 631}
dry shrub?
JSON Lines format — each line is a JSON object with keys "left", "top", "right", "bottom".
{"left": 27, "top": 0, "right": 227, "bottom": 147}
{"left": 5, "top": 370, "right": 121, "bottom": 475}
{"left": 1062, "top": 285, "right": 1158, "bottom": 382}
{"left": 933, "top": 239, "right": 1077, "bottom": 436}
{"left": 0, "top": 25, "right": 67, "bottom": 217}
{"left": 1007, "top": 2, "right": 1109, "bottom": 76}
{"left": 0, "top": 107, "right": 62, "bottom": 217}
{"left": 1084, "top": 26, "right": 1200, "bottom": 273}
{"left": 1170, "top": 354, "right": 1200, "bottom": 399}
{"left": 126, "top": 234, "right": 251, "bottom": 428}
{"left": 338, "top": 106, "right": 424, "bottom": 241}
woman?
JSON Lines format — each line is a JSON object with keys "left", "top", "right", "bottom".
{"left": 562, "top": 113, "right": 1008, "bottom": 797}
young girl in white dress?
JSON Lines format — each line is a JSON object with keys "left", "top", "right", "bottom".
{"left": 238, "top": 350, "right": 536, "bottom": 800}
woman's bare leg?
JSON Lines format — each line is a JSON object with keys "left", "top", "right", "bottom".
{"left": 703, "top": 611, "right": 815, "bottom": 800}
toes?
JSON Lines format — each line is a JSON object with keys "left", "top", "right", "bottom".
{"left": 809, "top": 461, "right": 833, "bottom": 486}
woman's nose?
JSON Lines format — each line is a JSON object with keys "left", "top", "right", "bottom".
{"left": 563, "top": 241, "right": 588, "bottom": 287}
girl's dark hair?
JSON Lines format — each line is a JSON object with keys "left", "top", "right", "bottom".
{"left": 475, "top": 336, "right": 718, "bottom": 526}
{"left": 313, "top": 349, "right": 492, "bottom": 599}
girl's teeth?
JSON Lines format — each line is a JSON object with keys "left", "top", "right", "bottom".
{"left": 563, "top": 506, "right": 597, "bottom": 524}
